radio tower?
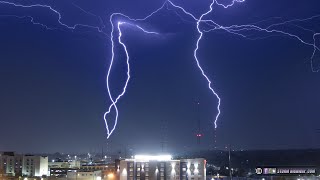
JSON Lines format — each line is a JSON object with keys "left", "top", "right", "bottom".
{"left": 160, "top": 119, "right": 168, "bottom": 152}
{"left": 195, "top": 101, "right": 203, "bottom": 145}
{"left": 212, "top": 128, "right": 217, "bottom": 150}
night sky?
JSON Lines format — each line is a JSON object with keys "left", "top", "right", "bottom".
{"left": 0, "top": 0, "right": 320, "bottom": 153}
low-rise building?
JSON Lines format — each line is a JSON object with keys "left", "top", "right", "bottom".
{"left": 67, "top": 170, "right": 102, "bottom": 180}
{"left": 50, "top": 168, "right": 77, "bottom": 178}
{"left": 80, "top": 164, "right": 115, "bottom": 172}
{"left": 49, "top": 160, "right": 80, "bottom": 169}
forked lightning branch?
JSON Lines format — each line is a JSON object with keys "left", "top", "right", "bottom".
{"left": 0, "top": 0, "right": 319, "bottom": 139}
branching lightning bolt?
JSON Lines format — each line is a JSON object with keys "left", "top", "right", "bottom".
{"left": 105, "top": 17, "right": 159, "bottom": 138}
{"left": 1, "top": 0, "right": 319, "bottom": 139}
{"left": 195, "top": 0, "right": 220, "bottom": 129}
{"left": 0, "top": 0, "right": 108, "bottom": 35}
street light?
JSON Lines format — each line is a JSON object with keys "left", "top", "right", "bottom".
{"left": 107, "top": 173, "right": 114, "bottom": 179}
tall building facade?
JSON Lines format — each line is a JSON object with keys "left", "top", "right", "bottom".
{"left": 22, "top": 155, "right": 48, "bottom": 177}
{"left": 0, "top": 152, "right": 48, "bottom": 177}
{"left": 118, "top": 155, "right": 206, "bottom": 180}
{"left": 0, "top": 152, "right": 23, "bottom": 176}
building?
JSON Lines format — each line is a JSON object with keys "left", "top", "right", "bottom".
{"left": 22, "top": 155, "right": 48, "bottom": 177}
{"left": 77, "top": 162, "right": 119, "bottom": 180}
{"left": 50, "top": 168, "right": 78, "bottom": 177}
{"left": 0, "top": 152, "right": 48, "bottom": 177}
{"left": 0, "top": 152, "right": 23, "bottom": 176}
{"left": 49, "top": 160, "right": 81, "bottom": 169}
{"left": 80, "top": 163, "right": 116, "bottom": 172}
{"left": 118, "top": 155, "right": 206, "bottom": 180}
{"left": 67, "top": 170, "right": 102, "bottom": 180}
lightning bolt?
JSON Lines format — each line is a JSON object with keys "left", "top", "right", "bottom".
{"left": 0, "top": 0, "right": 108, "bottom": 35}
{"left": 105, "top": 15, "right": 159, "bottom": 138}
{"left": 103, "top": 0, "right": 320, "bottom": 138}
{"left": 194, "top": 0, "right": 220, "bottom": 129}
{"left": 1, "top": 0, "right": 319, "bottom": 140}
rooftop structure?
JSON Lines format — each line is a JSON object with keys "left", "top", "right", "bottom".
{"left": 118, "top": 154, "right": 206, "bottom": 180}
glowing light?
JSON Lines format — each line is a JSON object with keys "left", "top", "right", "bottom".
{"left": 134, "top": 155, "right": 172, "bottom": 161}
{"left": 107, "top": 173, "right": 114, "bottom": 178}
{"left": 121, "top": 168, "right": 127, "bottom": 175}
{"left": 171, "top": 162, "right": 176, "bottom": 174}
